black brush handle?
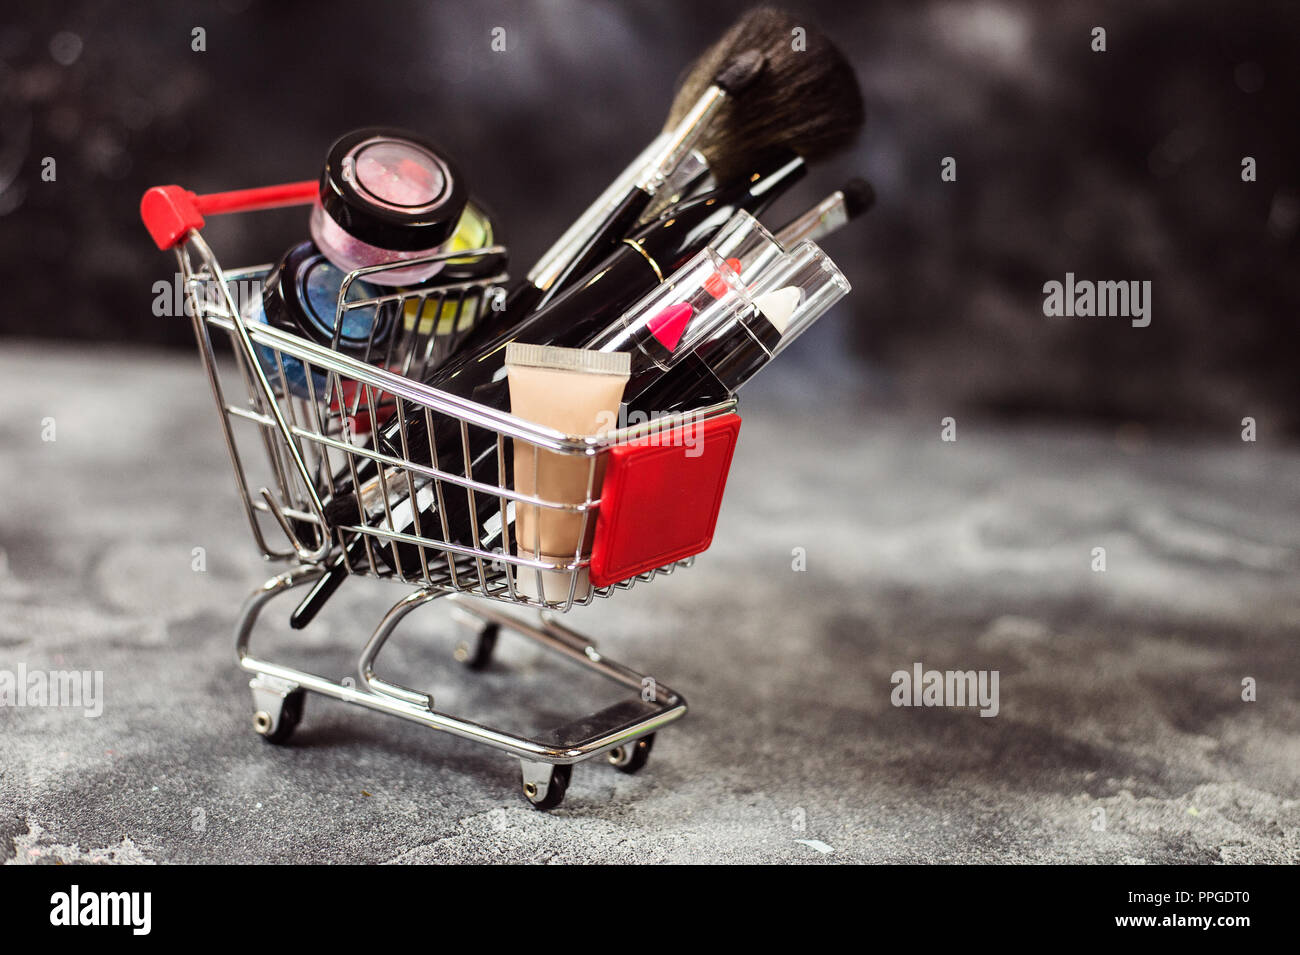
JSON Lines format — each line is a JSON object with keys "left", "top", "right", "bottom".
{"left": 534, "top": 189, "right": 650, "bottom": 310}
{"left": 442, "top": 278, "right": 543, "bottom": 362}
{"left": 498, "top": 279, "right": 544, "bottom": 323}
{"left": 291, "top": 549, "right": 350, "bottom": 629}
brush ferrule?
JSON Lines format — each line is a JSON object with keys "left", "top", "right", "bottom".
{"left": 635, "top": 84, "right": 726, "bottom": 194}
{"left": 775, "top": 191, "right": 849, "bottom": 247}
{"left": 640, "top": 149, "right": 712, "bottom": 221}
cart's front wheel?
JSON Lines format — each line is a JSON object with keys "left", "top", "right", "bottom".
{"left": 253, "top": 689, "right": 304, "bottom": 744}
{"left": 608, "top": 733, "right": 654, "bottom": 774}
{"left": 521, "top": 763, "right": 571, "bottom": 810}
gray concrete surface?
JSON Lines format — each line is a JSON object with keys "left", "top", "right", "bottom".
{"left": 1, "top": 345, "right": 1297, "bottom": 864}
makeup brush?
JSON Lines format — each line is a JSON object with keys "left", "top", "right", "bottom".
{"left": 774, "top": 177, "right": 875, "bottom": 247}
{"left": 534, "top": 50, "right": 767, "bottom": 311}
{"left": 471, "top": 6, "right": 865, "bottom": 343}
{"left": 639, "top": 148, "right": 713, "bottom": 222}
{"left": 536, "top": 10, "right": 866, "bottom": 303}
{"left": 666, "top": 7, "right": 866, "bottom": 186}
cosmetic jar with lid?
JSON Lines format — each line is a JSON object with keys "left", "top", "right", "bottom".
{"left": 311, "top": 127, "right": 467, "bottom": 286}
{"left": 245, "top": 240, "right": 391, "bottom": 400}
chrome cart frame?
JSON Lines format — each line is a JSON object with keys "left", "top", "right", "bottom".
{"left": 144, "top": 181, "right": 733, "bottom": 808}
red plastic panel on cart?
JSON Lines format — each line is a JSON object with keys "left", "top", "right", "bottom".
{"left": 589, "top": 413, "right": 741, "bottom": 587}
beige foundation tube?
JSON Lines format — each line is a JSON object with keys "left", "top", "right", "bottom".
{"left": 505, "top": 343, "right": 630, "bottom": 601}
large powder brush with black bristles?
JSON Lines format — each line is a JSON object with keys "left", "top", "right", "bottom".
{"left": 668, "top": 6, "right": 865, "bottom": 184}
{"left": 524, "top": 5, "right": 864, "bottom": 298}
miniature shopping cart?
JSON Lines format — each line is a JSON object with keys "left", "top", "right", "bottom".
{"left": 140, "top": 181, "right": 742, "bottom": 809}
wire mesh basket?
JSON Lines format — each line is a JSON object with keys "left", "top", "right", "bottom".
{"left": 180, "top": 238, "right": 735, "bottom": 607}
{"left": 141, "top": 178, "right": 740, "bottom": 808}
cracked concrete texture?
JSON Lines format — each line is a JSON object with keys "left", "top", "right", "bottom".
{"left": 0, "top": 345, "right": 1297, "bottom": 864}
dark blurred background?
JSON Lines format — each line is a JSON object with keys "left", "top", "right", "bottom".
{"left": 2, "top": 0, "right": 1297, "bottom": 434}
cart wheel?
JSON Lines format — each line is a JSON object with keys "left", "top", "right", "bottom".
{"left": 253, "top": 689, "right": 304, "bottom": 744}
{"left": 454, "top": 622, "right": 498, "bottom": 671}
{"left": 608, "top": 733, "right": 655, "bottom": 774}
{"left": 522, "top": 764, "right": 571, "bottom": 811}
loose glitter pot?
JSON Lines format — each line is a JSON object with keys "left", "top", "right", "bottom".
{"left": 310, "top": 127, "right": 468, "bottom": 286}
{"left": 246, "top": 241, "right": 392, "bottom": 401}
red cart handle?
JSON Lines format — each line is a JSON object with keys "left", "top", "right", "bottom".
{"left": 140, "top": 180, "right": 317, "bottom": 250}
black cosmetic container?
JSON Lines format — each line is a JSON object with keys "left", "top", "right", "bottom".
{"left": 310, "top": 127, "right": 468, "bottom": 287}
